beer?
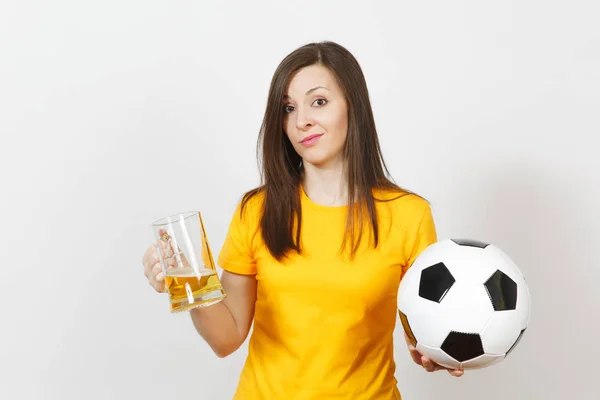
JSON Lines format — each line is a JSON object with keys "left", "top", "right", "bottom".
{"left": 151, "top": 211, "right": 226, "bottom": 312}
{"left": 164, "top": 267, "right": 226, "bottom": 312}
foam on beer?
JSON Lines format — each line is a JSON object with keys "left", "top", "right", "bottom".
{"left": 165, "top": 267, "right": 216, "bottom": 277}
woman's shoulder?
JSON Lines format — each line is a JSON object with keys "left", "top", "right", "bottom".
{"left": 235, "top": 186, "right": 266, "bottom": 221}
{"left": 373, "top": 185, "right": 432, "bottom": 223}
{"left": 240, "top": 185, "right": 266, "bottom": 205}
{"left": 374, "top": 185, "right": 429, "bottom": 208}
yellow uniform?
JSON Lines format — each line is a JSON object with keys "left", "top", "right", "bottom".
{"left": 218, "top": 185, "right": 437, "bottom": 399}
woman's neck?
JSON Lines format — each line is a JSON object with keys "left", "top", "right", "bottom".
{"left": 301, "top": 161, "right": 348, "bottom": 206}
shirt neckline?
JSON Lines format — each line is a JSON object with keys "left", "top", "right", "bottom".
{"left": 300, "top": 184, "right": 351, "bottom": 214}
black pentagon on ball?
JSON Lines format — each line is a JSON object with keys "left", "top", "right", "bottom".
{"left": 451, "top": 238, "right": 490, "bottom": 248}
{"left": 441, "top": 331, "right": 485, "bottom": 362}
{"left": 484, "top": 269, "right": 518, "bottom": 311}
{"left": 419, "top": 262, "right": 455, "bottom": 303}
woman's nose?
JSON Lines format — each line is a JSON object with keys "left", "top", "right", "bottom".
{"left": 295, "top": 108, "right": 315, "bottom": 130}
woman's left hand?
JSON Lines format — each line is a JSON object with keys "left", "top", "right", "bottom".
{"left": 404, "top": 332, "right": 464, "bottom": 377}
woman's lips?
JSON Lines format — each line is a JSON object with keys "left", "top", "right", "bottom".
{"left": 300, "top": 133, "right": 323, "bottom": 146}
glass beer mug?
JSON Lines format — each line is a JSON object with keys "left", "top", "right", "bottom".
{"left": 151, "top": 211, "right": 226, "bottom": 312}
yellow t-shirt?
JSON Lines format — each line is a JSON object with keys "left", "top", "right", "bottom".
{"left": 218, "top": 185, "right": 437, "bottom": 400}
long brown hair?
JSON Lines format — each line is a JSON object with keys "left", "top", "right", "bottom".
{"left": 242, "top": 41, "right": 416, "bottom": 261}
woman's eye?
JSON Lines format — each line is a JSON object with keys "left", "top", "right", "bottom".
{"left": 283, "top": 105, "right": 295, "bottom": 114}
{"left": 313, "top": 98, "right": 327, "bottom": 107}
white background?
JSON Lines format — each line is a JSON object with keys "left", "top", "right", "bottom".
{"left": 1, "top": 1, "right": 599, "bottom": 399}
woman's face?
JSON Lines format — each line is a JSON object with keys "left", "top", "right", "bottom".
{"left": 283, "top": 65, "right": 348, "bottom": 169}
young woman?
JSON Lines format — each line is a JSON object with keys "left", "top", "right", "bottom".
{"left": 142, "top": 41, "right": 463, "bottom": 399}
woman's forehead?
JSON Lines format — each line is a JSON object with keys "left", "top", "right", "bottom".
{"left": 285, "top": 65, "right": 338, "bottom": 96}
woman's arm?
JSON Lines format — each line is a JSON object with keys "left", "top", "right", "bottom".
{"left": 189, "top": 270, "right": 257, "bottom": 358}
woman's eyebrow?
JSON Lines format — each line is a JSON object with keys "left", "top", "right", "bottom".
{"left": 284, "top": 86, "right": 329, "bottom": 100}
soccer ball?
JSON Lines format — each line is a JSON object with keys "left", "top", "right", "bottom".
{"left": 397, "top": 238, "right": 530, "bottom": 370}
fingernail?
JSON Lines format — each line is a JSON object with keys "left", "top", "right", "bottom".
{"left": 156, "top": 273, "right": 163, "bottom": 280}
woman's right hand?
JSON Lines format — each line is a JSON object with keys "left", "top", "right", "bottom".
{"left": 142, "top": 241, "right": 166, "bottom": 293}
{"left": 404, "top": 332, "right": 464, "bottom": 377}
{"left": 142, "top": 229, "right": 177, "bottom": 293}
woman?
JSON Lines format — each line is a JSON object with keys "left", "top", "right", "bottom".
{"left": 142, "top": 41, "right": 463, "bottom": 399}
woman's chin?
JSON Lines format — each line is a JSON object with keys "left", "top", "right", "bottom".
{"left": 300, "top": 153, "right": 341, "bottom": 169}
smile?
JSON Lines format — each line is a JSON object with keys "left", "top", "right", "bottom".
{"left": 300, "top": 133, "right": 323, "bottom": 146}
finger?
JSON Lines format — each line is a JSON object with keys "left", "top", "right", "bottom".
{"left": 151, "top": 264, "right": 166, "bottom": 293}
{"left": 155, "top": 232, "right": 170, "bottom": 254}
{"left": 430, "top": 361, "right": 454, "bottom": 374}
{"left": 143, "top": 242, "right": 159, "bottom": 264}
{"left": 407, "top": 344, "right": 422, "bottom": 365}
{"left": 148, "top": 263, "right": 160, "bottom": 284}
{"left": 159, "top": 236, "right": 177, "bottom": 259}
{"left": 448, "top": 369, "right": 464, "bottom": 377}
{"left": 176, "top": 251, "right": 191, "bottom": 268}
{"left": 157, "top": 239, "right": 168, "bottom": 257}
{"left": 153, "top": 280, "right": 165, "bottom": 293}
{"left": 153, "top": 276, "right": 165, "bottom": 292}
{"left": 158, "top": 229, "right": 170, "bottom": 241}
{"left": 162, "top": 257, "right": 177, "bottom": 271}
{"left": 410, "top": 351, "right": 423, "bottom": 366}
{"left": 404, "top": 333, "right": 423, "bottom": 365}
{"left": 421, "top": 356, "right": 435, "bottom": 372}
{"left": 152, "top": 262, "right": 163, "bottom": 279}
{"left": 143, "top": 257, "right": 156, "bottom": 278}
{"left": 142, "top": 244, "right": 156, "bottom": 270}
{"left": 164, "top": 243, "right": 174, "bottom": 258}
{"left": 431, "top": 362, "right": 445, "bottom": 371}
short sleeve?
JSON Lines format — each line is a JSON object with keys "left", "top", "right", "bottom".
{"left": 404, "top": 203, "right": 438, "bottom": 275}
{"left": 217, "top": 200, "right": 258, "bottom": 275}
